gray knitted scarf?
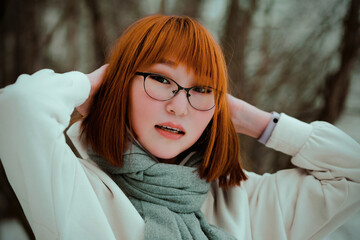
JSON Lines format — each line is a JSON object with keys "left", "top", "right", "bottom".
{"left": 88, "top": 144, "right": 236, "bottom": 240}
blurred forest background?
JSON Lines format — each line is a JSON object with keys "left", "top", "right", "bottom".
{"left": 0, "top": 0, "right": 359, "bottom": 239}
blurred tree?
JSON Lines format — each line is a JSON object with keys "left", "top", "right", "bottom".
{"left": 0, "top": 0, "right": 41, "bottom": 88}
{"left": 318, "top": 0, "right": 360, "bottom": 122}
{"left": 0, "top": 0, "right": 7, "bottom": 87}
{"left": 221, "top": 0, "right": 258, "bottom": 100}
{"left": 219, "top": 0, "right": 358, "bottom": 173}
{"left": 85, "top": 0, "right": 108, "bottom": 66}
{"left": 65, "top": 0, "right": 80, "bottom": 68}
{"left": 176, "top": 0, "right": 203, "bottom": 18}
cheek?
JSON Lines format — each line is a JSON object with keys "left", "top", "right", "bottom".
{"left": 131, "top": 93, "right": 152, "bottom": 119}
{"left": 129, "top": 81, "right": 160, "bottom": 137}
{"left": 130, "top": 98, "right": 149, "bottom": 135}
{"left": 130, "top": 82, "right": 148, "bottom": 135}
{"left": 190, "top": 110, "right": 214, "bottom": 138}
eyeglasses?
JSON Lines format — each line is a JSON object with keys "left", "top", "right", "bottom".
{"left": 135, "top": 72, "right": 216, "bottom": 111}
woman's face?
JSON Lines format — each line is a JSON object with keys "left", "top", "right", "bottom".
{"left": 129, "top": 61, "right": 215, "bottom": 163}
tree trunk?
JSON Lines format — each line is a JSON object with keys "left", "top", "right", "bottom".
{"left": 318, "top": 0, "right": 360, "bottom": 122}
{"left": 13, "top": 0, "right": 40, "bottom": 76}
{"left": 66, "top": 0, "right": 80, "bottom": 68}
{"left": 221, "top": 0, "right": 257, "bottom": 100}
{"left": 85, "top": 0, "right": 108, "bottom": 66}
{"left": 178, "top": 0, "right": 203, "bottom": 18}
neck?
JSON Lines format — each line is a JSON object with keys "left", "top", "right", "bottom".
{"left": 128, "top": 131, "right": 198, "bottom": 165}
{"left": 157, "top": 157, "right": 179, "bottom": 164}
{"left": 157, "top": 147, "right": 196, "bottom": 165}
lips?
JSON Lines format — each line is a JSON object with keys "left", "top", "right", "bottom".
{"left": 155, "top": 122, "right": 185, "bottom": 135}
{"left": 155, "top": 125, "right": 185, "bottom": 134}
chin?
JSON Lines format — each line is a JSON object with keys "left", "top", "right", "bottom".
{"left": 151, "top": 150, "right": 180, "bottom": 160}
{"left": 148, "top": 144, "right": 187, "bottom": 160}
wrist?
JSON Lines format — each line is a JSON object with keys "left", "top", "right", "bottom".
{"left": 227, "top": 94, "right": 272, "bottom": 138}
{"left": 233, "top": 102, "right": 271, "bottom": 138}
{"left": 243, "top": 106, "right": 272, "bottom": 138}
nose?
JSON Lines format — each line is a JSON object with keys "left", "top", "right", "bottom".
{"left": 165, "top": 90, "right": 189, "bottom": 116}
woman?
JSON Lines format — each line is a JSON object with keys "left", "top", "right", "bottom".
{"left": 0, "top": 15, "right": 359, "bottom": 240}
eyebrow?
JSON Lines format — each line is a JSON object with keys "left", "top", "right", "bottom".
{"left": 157, "top": 58, "right": 176, "bottom": 66}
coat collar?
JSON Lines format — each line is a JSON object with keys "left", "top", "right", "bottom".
{"left": 66, "top": 121, "right": 89, "bottom": 160}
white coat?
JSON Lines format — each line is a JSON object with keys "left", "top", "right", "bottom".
{"left": 0, "top": 70, "right": 359, "bottom": 239}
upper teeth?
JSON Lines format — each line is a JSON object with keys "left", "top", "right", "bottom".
{"left": 158, "top": 125, "right": 183, "bottom": 133}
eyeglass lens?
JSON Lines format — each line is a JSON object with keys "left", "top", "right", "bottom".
{"left": 143, "top": 73, "right": 215, "bottom": 111}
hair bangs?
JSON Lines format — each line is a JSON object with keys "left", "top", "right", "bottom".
{"left": 133, "top": 16, "right": 226, "bottom": 96}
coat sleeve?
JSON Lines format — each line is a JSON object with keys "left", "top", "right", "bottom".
{"left": 0, "top": 70, "right": 116, "bottom": 239}
{"left": 244, "top": 113, "right": 360, "bottom": 240}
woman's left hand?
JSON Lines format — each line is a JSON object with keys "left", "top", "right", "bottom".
{"left": 227, "top": 94, "right": 272, "bottom": 138}
{"left": 76, "top": 64, "right": 108, "bottom": 117}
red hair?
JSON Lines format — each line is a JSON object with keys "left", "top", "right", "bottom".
{"left": 80, "top": 15, "right": 247, "bottom": 188}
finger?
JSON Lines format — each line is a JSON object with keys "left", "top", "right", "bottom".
{"left": 86, "top": 64, "right": 108, "bottom": 86}
{"left": 87, "top": 64, "right": 108, "bottom": 78}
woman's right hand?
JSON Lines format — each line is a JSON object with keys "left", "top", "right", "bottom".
{"left": 76, "top": 64, "right": 108, "bottom": 117}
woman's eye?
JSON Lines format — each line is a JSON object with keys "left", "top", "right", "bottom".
{"left": 150, "top": 75, "right": 170, "bottom": 84}
{"left": 193, "top": 86, "right": 213, "bottom": 94}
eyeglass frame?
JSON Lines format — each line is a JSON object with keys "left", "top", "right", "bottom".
{"left": 135, "top": 71, "right": 217, "bottom": 111}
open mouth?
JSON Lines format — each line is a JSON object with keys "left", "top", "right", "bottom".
{"left": 155, "top": 125, "right": 185, "bottom": 135}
